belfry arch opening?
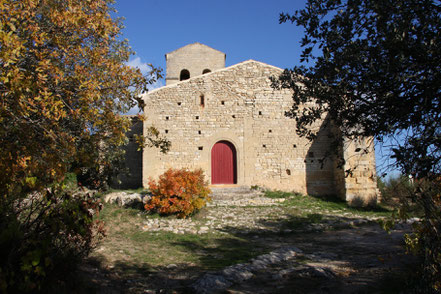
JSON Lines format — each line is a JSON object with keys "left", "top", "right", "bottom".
{"left": 202, "top": 69, "right": 211, "bottom": 74}
{"left": 211, "top": 141, "right": 237, "bottom": 184}
{"left": 180, "top": 69, "right": 190, "bottom": 81}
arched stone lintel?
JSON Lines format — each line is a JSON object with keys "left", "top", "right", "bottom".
{"left": 205, "top": 134, "right": 242, "bottom": 186}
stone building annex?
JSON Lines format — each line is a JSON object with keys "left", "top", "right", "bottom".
{"left": 122, "top": 42, "right": 378, "bottom": 205}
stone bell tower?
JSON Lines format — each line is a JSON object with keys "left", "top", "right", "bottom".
{"left": 165, "top": 42, "right": 226, "bottom": 85}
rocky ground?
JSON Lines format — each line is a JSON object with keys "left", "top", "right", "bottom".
{"left": 80, "top": 188, "right": 417, "bottom": 294}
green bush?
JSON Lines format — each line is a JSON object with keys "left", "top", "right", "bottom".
{"left": 0, "top": 187, "right": 105, "bottom": 293}
{"left": 404, "top": 179, "right": 441, "bottom": 293}
{"left": 378, "top": 175, "right": 423, "bottom": 216}
{"left": 61, "top": 172, "right": 78, "bottom": 190}
{"left": 378, "top": 175, "right": 414, "bottom": 204}
{"left": 379, "top": 175, "right": 440, "bottom": 292}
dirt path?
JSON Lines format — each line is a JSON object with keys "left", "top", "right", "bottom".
{"left": 79, "top": 223, "right": 416, "bottom": 294}
{"left": 225, "top": 225, "right": 415, "bottom": 294}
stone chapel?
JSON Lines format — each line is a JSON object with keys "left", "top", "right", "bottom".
{"left": 121, "top": 42, "right": 379, "bottom": 206}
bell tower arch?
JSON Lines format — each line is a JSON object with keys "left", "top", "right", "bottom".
{"left": 165, "top": 42, "right": 226, "bottom": 85}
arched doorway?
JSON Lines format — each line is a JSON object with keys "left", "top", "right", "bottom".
{"left": 211, "top": 141, "right": 237, "bottom": 184}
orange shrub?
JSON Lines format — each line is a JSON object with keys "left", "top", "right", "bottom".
{"left": 145, "top": 168, "right": 211, "bottom": 218}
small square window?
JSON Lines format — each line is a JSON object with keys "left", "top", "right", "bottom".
{"left": 293, "top": 144, "right": 297, "bottom": 148}
{"left": 165, "top": 130, "right": 168, "bottom": 134}
{"left": 165, "top": 116, "right": 169, "bottom": 120}
{"left": 232, "top": 115, "right": 236, "bottom": 118}
{"left": 177, "top": 102, "right": 182, "bottom": 106}
{"left": 269, "top": 129, "right": 272, "bottom": 133}
{"left": 198, "top": 146, "right": 203, "bottom": 150}
{"left": 263, "top": 144, "right": 266, "bottom": 148}
{"left": 221, "top": 101, "right": 225, "bottom": 105}
{"left": 198, "top": 130, "right": 202, "bottom": 135}
{"left": 259, "top": 111, "right": 262, "bottom": 115}
{"left": 195, "top": 116, "right": 199, "bottom": 120}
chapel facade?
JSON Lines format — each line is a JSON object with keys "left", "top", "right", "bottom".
{"left": 124, "top": 42, "right": 378, "bottom": 205}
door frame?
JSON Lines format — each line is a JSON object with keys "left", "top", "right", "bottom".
{"left": 207, "top": 136, "right": 241, "bottom": 185}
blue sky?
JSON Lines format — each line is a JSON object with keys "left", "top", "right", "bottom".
{"left": 113, "top": 0, "right": 399, "bottom": 179}
{"left": 114, "top": 0, "right": 306, "bottom": 80}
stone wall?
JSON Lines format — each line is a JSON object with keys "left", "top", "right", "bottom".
{"left": 165, "top": 43, "right": 225, "bottom": 85}
{"left": 143, "top": 60, "right": 343, "bottom": 196}
{"left": 338, "top": 137, "right": 378, "bottom": 206}
{"left": 125, "top": 39, "right": 381, "bottom": 205}
{"left": 112, "top": 116, "right": 143, "bottom": 189}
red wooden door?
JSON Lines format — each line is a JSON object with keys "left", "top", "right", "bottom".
{"left": 211, "top": 141, "right": 237, "bottom": 184}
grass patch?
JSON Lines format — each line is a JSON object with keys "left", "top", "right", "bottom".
{"left": 307, "top": 213, "right": 323, "bottom": 223}
{"left": 93, "top": 188, "right": 393, "bottom": 276}
{"left": 95, "top": 204, "right": 267, "bottom": 270}
{"left": 264, "top": 190, "right": 293, "bottom": 198}
{"left": 99, "top": 204, "right": 143, "bottom": 221}
{"left": 264, "top": 191, "right": 393, "bottom": 218}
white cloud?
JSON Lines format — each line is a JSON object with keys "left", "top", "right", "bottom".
{"left": 127, "top": 56, "right": 164, "bottom": 91}
{"left": 127, "top": 56, "right": 151, "bottom": 74}
{"left": 124, "top": 56, "right": 165, "bottom": 114}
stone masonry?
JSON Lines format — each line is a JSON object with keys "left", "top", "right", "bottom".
{"left": 124, "top": 42, "right": 378, "bottom": 205}
{"left": 165, "top": 43, "right": 225, "bottom": 85}
{"left": 112, "top": 116, "right": 143, "bottom": 189}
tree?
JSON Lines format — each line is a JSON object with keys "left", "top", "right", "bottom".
{"left": 0, "top": 0, "right": 166, "bottom": 291}
{"left": 276, "top": 0, "right": 441, "bottom": 291}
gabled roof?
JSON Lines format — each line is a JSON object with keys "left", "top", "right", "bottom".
{"left": 146, "top": 59, "right": 283, "bottom": 95}
{"left": 165, "top": 42, "right": 226, "bottom": 57}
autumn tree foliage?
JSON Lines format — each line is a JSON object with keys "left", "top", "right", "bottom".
{"left": 0, "top": 0, "right": 166, "bottom": 292}
{"left": 276, "top": 0, "right": 441, "bottom": 291}
{"left": 145, "top": 169, "right": 211, "bottom": 218}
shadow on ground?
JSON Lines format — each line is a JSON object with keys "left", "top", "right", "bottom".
{"left": 77, "top": 257, "right": 201, "bottom": 294}
{"left": 76, "top": 213, "right": 418, "bottom": 294}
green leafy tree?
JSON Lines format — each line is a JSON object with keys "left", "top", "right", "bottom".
{"left": 0, "top": 0, "right": 167, "bottom": 291}
{"left": 276, "top": 0, "right": 440, "bottom": 291}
